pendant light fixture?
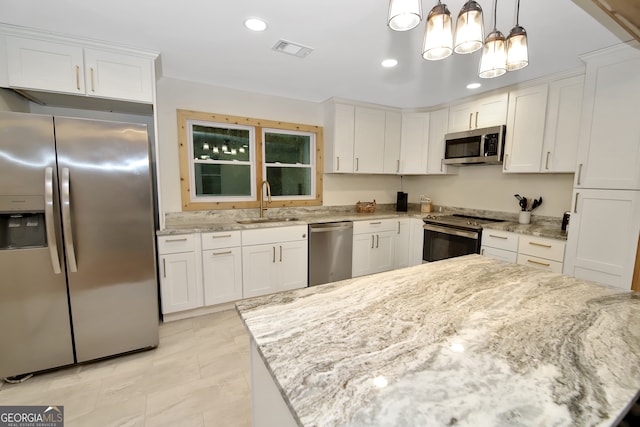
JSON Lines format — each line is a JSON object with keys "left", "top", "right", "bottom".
{"left": 388, "top": 0, "right": 423, "bottom": 31}
{"left": 454, "top": 1, "right": 484, "bottom": 54}
{"left": 422, "top": 1, "right": 453, "bottom": 61}
{"left": 506, "top": 0, "right": 528, "bottom": 71}
{"left": 478, "top": 0, "right": 507, "bottom": 78}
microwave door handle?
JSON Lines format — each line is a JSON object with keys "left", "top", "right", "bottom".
{"left": 44, "top": 167, "right": 62, "bottom": 274}
{"left": 423, "top": 224, "right": 478, "bottom": 240}
{"left": 61, "top": 167, "right": 78, "bottom": 273}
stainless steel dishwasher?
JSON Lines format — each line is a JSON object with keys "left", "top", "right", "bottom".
{"left": 308, "top": 221, "right": 353, "bottom": 286}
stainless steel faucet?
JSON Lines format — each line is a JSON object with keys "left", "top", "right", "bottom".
{"left": 260, "top": 180, "right": 271, "bottom": 218}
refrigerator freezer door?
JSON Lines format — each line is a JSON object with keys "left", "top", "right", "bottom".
{"left": 54, "top": 117, "right": 159, "bottom": 362}
{"left": 0, "top": 112, "right": 74, "bottom": 378}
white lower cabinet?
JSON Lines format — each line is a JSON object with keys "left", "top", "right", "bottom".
{"left": 563, "top": 189, "right": 640, "bottom": 290}
{"left": 242, "top": 226, "right": 308, "bottom": 298}
{"left": 481, "top": 230, "right": 518, "bottom": 263}
{"left": 393, "top": 218, "right": 424, "bottom": 269}
{"left": 352, "top": 219, "right": 396, "bottom": 277}
{"left": 482, "top": 230, "right": 566, "bottom": 273}
{"left": 201, "top": 231, "right": 243, "bottom": 305}
{"left": 157, "top": 234, "right": 203, "bottom": 314}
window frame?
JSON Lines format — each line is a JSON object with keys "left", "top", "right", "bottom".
{"left": 177, "top": 109, "right": 323, "bottom": 211}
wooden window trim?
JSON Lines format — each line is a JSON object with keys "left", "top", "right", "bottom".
{"left": 177, "top": 109, "right": 323, "bottom": 211}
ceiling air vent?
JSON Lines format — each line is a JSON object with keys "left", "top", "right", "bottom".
{"left": 272, "top": 40, "right": 314, "bottom": 58}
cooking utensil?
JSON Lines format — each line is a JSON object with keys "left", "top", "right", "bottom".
{"left": 530, "top": 197, "right": 543, "bottom": 211}
{"left": 520, "top": 197, "right": 528, "bottom": 212}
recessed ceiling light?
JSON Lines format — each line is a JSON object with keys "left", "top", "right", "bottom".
{"left": 466, "top": 82, "right": 482, "bottom": 89}
{"left": 244, "top": 18, "right": 267, "bottom": 32}
{"left": 381, "top": 59, "right": 398, "bottom": 68}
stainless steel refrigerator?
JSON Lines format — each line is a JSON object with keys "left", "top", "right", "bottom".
{"left": 0, "top": 111, "right": 159, "bottom": 379}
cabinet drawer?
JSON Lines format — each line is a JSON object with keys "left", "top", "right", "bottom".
{"left": 517, "top": 254, "right": 563, "bottom": 273}
{"left": 518, "top": 236, "right": 565, "bottom": 262}
{"left": 157, "top": 234, "right": 197, "bottom": 254}
{"left": 481, "top": 230, "right": 518, "bottom": 252}
{"left": 481, "top": 246, "right": 517, "bottom": 263}
{"left": 201, "top": 230, "right": 241, "bottom": 250}
{"left": 353, "top": 219, "right": 396, "bottom": 234}
{"left": 242, "top": 225, "right": 308, "bottom": 246}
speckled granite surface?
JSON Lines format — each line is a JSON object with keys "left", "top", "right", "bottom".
{"left": 236, "top": 255, "right": 640, "bottom": 427}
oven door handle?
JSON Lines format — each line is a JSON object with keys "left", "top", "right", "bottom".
{"left": 423, "top": 224, "right": 478, "bottom": 240}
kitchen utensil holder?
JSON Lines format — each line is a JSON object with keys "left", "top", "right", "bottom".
{"left": 519, "top": 211, "right": 531, "bottom": 224}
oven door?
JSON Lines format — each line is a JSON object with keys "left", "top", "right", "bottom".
{"left": 423, "top": 224, "right": 480, "bottom": 262}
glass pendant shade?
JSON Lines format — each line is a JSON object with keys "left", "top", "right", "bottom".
{"left": 454, "top": 1, "right": 484, "bottom": 54}
{"left": 422, "top": 3, "right": 453, "bottom": 61}
{"left": 478, "top": 29, "right": 507, "bottom": 78}
{"left": 388, "top": 0, "right": 422, "bottom": 31}
{"left": 506, "top": 25, "right": 528, "bottom": 71}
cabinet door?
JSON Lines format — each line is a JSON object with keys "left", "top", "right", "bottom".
{"left": 202, "top": 247, "right": 243, "bottom": 305}
{"left": 448, "top": 102, "right": 475, "bottom": 132}
{"left": 326, "top": 104, "right": 355, "bottom": 173}
{"left": 400, "top": 112, "right": 429, "bottom": 174}
{"left": 563, "top": 189, "right": 640, "bottom": 290}
{"left": 371, "top": 230, "right": 396, "bottom": 274}
{"left": 7, "top": 36, "right": 85, "bottom": 94}
{"left": 83, "top": 48, "right": 153, "bottom": 103}
{"left": 354, "top": 107, "right": 385, "bottom": 173}
{"left": 277, "top": 240, "right": 308, "bottom": 291}
{"left": 383, "top": 111, "right": 402, "bottom": 174}
{"left": 503, "top": 84, "right": 548, "bottom": 173}
{"left": 242, "top": 244, "right": 278, "bottom": 298}
{"left": 352, "top": 233, "right": 374, "bottom": 278}
{"left": 541, "top": 75, "right": 584, "bottom": 173}
{"left": 576, "top": 46, "right": 640, "bottom": 190}
{"left": 480, "top": 246, "right": 517, "bottom": 263}
{"left": 393, "top": 220, "right": 411, "bottom": 269}
{"left": 426, "top": 108, "right": 451, "bottom": 174}
{"left": 159, "top": 252, "right": 202, "bottom": 314}
{"left": 475, "top": 93, "right": 509, "bottom": 128}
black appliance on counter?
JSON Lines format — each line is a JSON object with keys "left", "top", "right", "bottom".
{"left": 422, "top": 214, "right": 504, "bottom": 262}
{"left": 396, "top": 192, "right": 408, "bottom": 212}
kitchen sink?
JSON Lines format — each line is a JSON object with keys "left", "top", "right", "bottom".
{"left": 236, "top": 217, "right": 300, "bottom": 224}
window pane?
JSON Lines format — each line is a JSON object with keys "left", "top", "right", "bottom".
{"left": 195, "top": 163, "right": 251, "bottom": 197}
{"left": 266, "top": 167, "right": 311, "bottom": 196}
{"left": 264, "top": 132, "right": 310, "bottom": 164}
{"left": 193, "top": 124, "right": 251, "bottom": 162}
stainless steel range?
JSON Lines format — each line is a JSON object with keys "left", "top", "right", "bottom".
{"left": 422, "top": 214, "right": 504, "bottom": 262}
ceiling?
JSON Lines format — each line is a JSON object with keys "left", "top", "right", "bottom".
{"left": 0, "top": 0, "right": 632, "bottom": 109}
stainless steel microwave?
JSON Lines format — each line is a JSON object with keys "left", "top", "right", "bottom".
{"left": 443, "top": 125, "right": 506, "bottom": 165}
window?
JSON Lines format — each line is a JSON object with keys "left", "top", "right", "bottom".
{"left": 178, "top": 110, "right": 323, "bottom": 211}
{"left": 263, "top": 129, "right": 315, "bottom": 200}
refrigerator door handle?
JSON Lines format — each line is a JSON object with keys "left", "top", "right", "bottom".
{"left": 61, "top": 167, "right": 78, "bottom": 272}
{"left": 44, "top": 167, "right": 62, "bottom": 274}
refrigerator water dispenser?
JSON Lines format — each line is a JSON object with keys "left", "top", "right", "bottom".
{"left": 0, "top": 212, "right": 46, "bottom": 249}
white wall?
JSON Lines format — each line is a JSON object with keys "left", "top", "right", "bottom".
{"left": 324, "top": 174, "right": 400, "bottom": 206}
{"left": 403, "top": 166, "right": 574, "bottom": 217}
{"left": 0, "top": 88, "right": 28, "bottom": 112}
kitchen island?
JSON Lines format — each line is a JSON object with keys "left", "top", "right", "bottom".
{"left": 236, "top": 255, "right": 640, "bottom": 426}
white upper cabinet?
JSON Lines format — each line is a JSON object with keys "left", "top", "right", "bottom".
{"left": 426, "top": 108, "right": 452, "bottom": 175}
{"left": 383, "top": 111, "right": 402, "bottom": 174}
{"left": 4, "top": 32, "right": 156, "bottom": 103}
{"left": 324, "top": 103, "right": 355, "bottom": 173}
{"left": 448, "top": 93, "right": 508, "bottom": 132}
{"left": 502, "top": 84, "right": 549, "bottom": 173}
{"left": 575, "top": 43, "right": 640, "bottom": 190}
{"left": 400, "top": 112, "right": 429, "bottom": 174}
{"left": 541, "top": 75, "right": 584, "bottom": 173}
{"left": 353, "top": 107, "right": 385, "bottom": 173}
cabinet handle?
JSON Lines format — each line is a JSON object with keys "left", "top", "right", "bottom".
{"left": 576, "top": 164, "right": 583, "bottom": 186}
{"left": 162, "top": 258, "right": 166, "bottom": 278}
{"left": 211, "top": 234, "right": 232, "bottom": 239}
{"left": 212, "top": 250, "right": 232, "bottom": 256}
{"left": 574, "top": 192, "right": 579, "bottom": 213}
{"left": 165, "top": 238, "right": 188, "bottom": 242}
{"left": 396, "top": 159, "right": 400, "bottom": 173}
{"left": 279, "top": 245, "right": 283, "bottom": 262}
{"left": 397, "top": 221, "right": 401, "bottom": 234}
{"left": 336, "top": 156, "right": 340, "bottom": 171}
{"left": 545, "top": 152, "right": 550, "bottom": 170}
{"left": 272, "top": 246, "right": 276, "bottom": 263}
{"left": 475, "top": 111, "right": 479, "bottom": 128}
{"left": 481, "top": 248, "right": 485, "bottom": 255}
{"left": 468, "top": 113, "right": 473, "bottom": 129}
{"left": 503, "top": 154, "right": 509, "bottom": 171}
{"left": 371, "top": 235, "right": 375, "bottom": 249}
{"left": 440, "top": 158, "right": 444, "bottom": 172}
{"left": 75, "top": 65, "right": 80, "bottom": 90}
{"left": 529, "top": 241, "right": 552, "bottom": 248}
{"left": 527, "top": 259, "right": 550, "bottom": 267}
{"left": 488, "top": 234, "right": 508, "bottom": 239}
{"left": 90, "top": 67, "right": 95, "bottom": 92}
{"left": 370, "top": 221, "right": 382, "bottom": 225}
{"left": 376, "top": 234, "right": 379, "bottom": 248}
{"left": 356, "top": 157, "right": 359, "bottom": 171}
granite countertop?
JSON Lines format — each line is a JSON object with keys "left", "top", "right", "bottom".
{"left": 483, "top": 219, "right": 568, "bottom": 240}
{"left": 236, "top": 255, "right": 640, "bottom": 426}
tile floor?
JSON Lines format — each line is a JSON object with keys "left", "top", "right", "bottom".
{"left": 0, "top": 310, "right": 252, "bottom": 427}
